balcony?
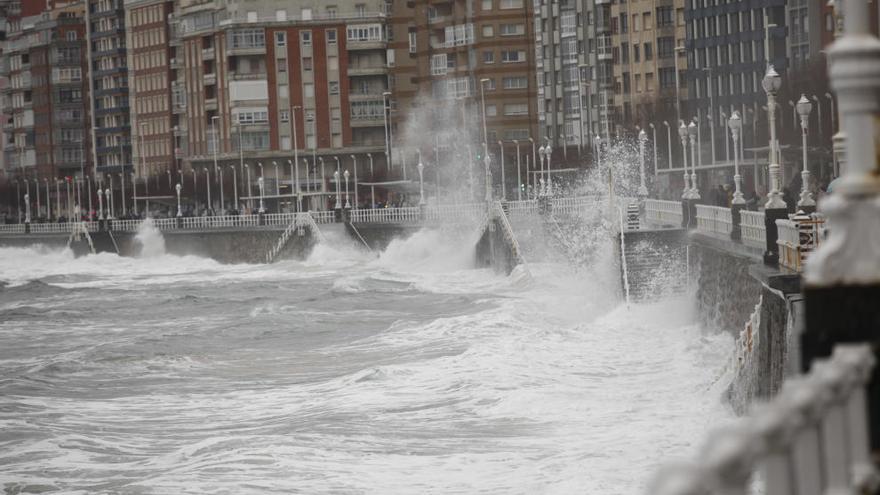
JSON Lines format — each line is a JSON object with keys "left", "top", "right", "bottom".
{"left": 205, "top": 98, "right": 218, "bottom": 110}
{"left": 347, "top": 65, "right": 386, "bottom": 77}
{"left": 348, "top": 93, "right": 385, "bottom": 102}
{"left": 226, "top": 44, "right": 266, "bottom": 56}
{"left": 350, "top": 117, "right": 384, "bottom": 127}
{"left": 229, "top": 71, "right": 267, "bottom": 81}
{"left": 347, "top": 39, "right": 387, "bottom": 51}
{"left": 203, "top": 72, "right": 217, "bottom": 85}
{"left": 202, "top": 47, "right": 215, "bottom": 60}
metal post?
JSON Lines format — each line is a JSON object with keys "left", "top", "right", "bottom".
{"left": 257, "top": 176, "right": 265, "bottom": 213}
{"left": 729, "top": 111, "right": 745, "bottom": 240}
{"left": 528, "top": 137, "right": 536, "bottom": 196}
{"left": 44, "top": 178, "right": 50, "bottom": 220}
{"left": 273, "top": 161, "right": 279, "bottom": 196}
{"left": 650, "top": 123, "right": 657, "bottom": 178}
{"left": 513, "top": 140, "right": 522, "bottom": 201}
{"left": 367, "top": 153, "right": 375, "bottom": 208}
{"left": 120, "top": 172, "right": 126, "bottom": 216}
{"left": 205, "top": 167, "right": 212, "bottom": 214}
{"left": 87, "top": 177, "right": 92, "bottom": 220}
{"left": 344, "top": 169, "right": 351, "bottom": 209}
{"left": 638, "top": 130, "right": 648, "bottom": 198}
{"left": 35, "top": 176, "right": 41, "bottom": 219}
{"left": 688, "top": 122, "right": 700, "bottom": 199}
{"left": 497, "top": 141, "right": 506, "bottom": 200}
{"left": 230, "top": 165, "right": 238, "bottom": 210}
{"left": 350, "top": 155, "right": 358, "bottom": 208}
{"left": 762, "top": 65, "right": 787, "bottom": 266}
{"left": 797, "top": 95, "right": 816, "bottom": 212}
{"left": 108, "top": 175, "right": 114, "bottom": 219}
{"left": 664, "top": 121, "right": 672, "bottom": 178}
{"left": 175, "top": 183, "right": 182, "bottom": 217}
{"left": 545, "top": 140, "right": 553, "bottom": 196}
{"left": 333, "top": 170, "right": 341, "bottom": 214}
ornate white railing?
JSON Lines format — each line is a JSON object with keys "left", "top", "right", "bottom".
{"left": 695, "top": 204, "right": 733, "bottom": 236}
{"left": 349, "top": 207, "right": 421, "bottom": 224}
{"left": 266, "top": 213, "right": 324, "bottom": 263}
{"left": 505, "top": 199, "right": 539, "bottom": 219}
{"left": 0, "top": 224, "right": 25, "bottom": 234}
{"left": 650, "top": 344, "right": 878, "bottom": 495}
{"left": 492, "top": 201, "right": 527, "bottom": 267}
{"left": 740, "top": 210, "right": 767, "bottom": 249}
{"left": 424, "top": 203, "right": 486, "bottom": 223}
{"left": 309, "top": 210, "right": 336, "bottom": 224}
{"left": 776, "top": 218, "right": 801, "bottom": 271}
{"left": 644, "top": 199, "right": 683, "bottom": 227}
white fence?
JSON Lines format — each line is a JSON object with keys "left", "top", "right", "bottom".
{"left": 695, "top": 204, "right": 733, "bottom": 236}
{"left": 424, "top": 203, "right": 485, "bottom": 223}
{"left": 740, "top": 210, "right": 767, "bottom": 249}
{"left": 650, "top": 343, "right": 877, "bottom": 495}
{"left": 644, "top": 199, "right": 683, "bottom": 227}
{"left": 505, "top": 200, "right": 538, "bottom": 219}
{"left": 350, "top": 207, "right": 421, "bottom": 223}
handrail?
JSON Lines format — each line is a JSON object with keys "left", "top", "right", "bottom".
{"left": 644, "top": 199, "right": 683, "bottom": 227}
{"left": 740, "top": 210, "right": 766, "bottom": 249}
{"left": 649, "top": 344, "right": 877, "bottom": 495}
{"left": 492, "top": 201, "right": 527, "bottom": 268}
{"left": 695, "top": 204, "right": 733, "bottom": 236}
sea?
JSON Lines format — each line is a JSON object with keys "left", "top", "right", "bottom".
{"left": 0, "top": 219, "right": 735, "bottom": 494}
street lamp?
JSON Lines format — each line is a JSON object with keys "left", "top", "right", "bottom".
{"left": 333, "top": 170, "right": 341, "bottom": 211}
{"left": 367, "top": 153, "right": 375, "bottom": 207}
{"left": 288, "top": 158, "right": 301, "bottom": 212}
{"left": 479, "top": 78, "right": 491, "bottom": 174}
{"left": 538, "top": 145, "right": 546, "bottom": 196}
{"left": 543, "top": 141, "right": 553, "bottom": 196}
{"left": 257, "top": 176, "right": 265, "bottom": 213}
{"left": 527, "top": 137, "right": 536, "bottom": 197}
{"left": 497, "top": 140, "right": 506, "bottom": 200}
{"left": 729, "top": 111, "right": 745, "bottom": 206}
{"left": 796, "top": 94, "right": 816, "bottom": 212}
{"left": 350, "top": 155, "right": 358, "bottom": 208}
{"left": 811, "top": 95, "right": 823, "bottom": 143}
{"left": 417, "top": 159, "right": 425, "bottom": 206}
{"left": 175, "top": 183, "right": 182, "bottom": 217}
{"left": 343, "top": 169, "right": 351, "bottom": 209}
{"left": 382, "top": 91, "right": 392, "bottom": 169}
{"left": 649, "top": 123, "right": 657, "bottom": 178}
{"left": 512, "top": 140, "right": 522, "bottom": 201}
{"left": 761, "top": 65, "right": 786, "bottom": 210}
{"left": 24, "top": 193, "right": 30, "bottom": 224}
{"left": 97, "top": 188, "right": 104, "bottom": 221}
{"left": 688, "top": 121, "right": 700, "bottom": 199}
{"left": 825, "top": 92, "right": 836, "bottom": 133}
{"left": 204, "top": 167, "right": 212, "bottom": 214}
{"left": 228, "top": 165, "right": 239, "bottom": 211}
{"left": 663, "top": 121, "right": 672, "bottom": 178}
{"left": 638, "top": 130, "right": 648, "bottom": 198}
{"left": 244, "top": 163, "right": 251, "bottom": 210}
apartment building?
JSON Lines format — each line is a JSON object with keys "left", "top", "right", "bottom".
{"left": 389, "top": 0, "right": 537, "bottom": 176}
{"left": 608, "top": 0, "right": 687, "bottom": 134}
{"left": 124, "top": 0, "right": 173, "bottom": 182}
{"left": 168, "top": 0, "right": 389, "bottom": 210}
{"left": 1, "top": 0, "right": 89, "bottom": 195}
{"left": 85, "top": 0, "right": 131, "bottom": 175}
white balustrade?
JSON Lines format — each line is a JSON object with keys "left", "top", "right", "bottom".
{"left": 695, "top": 204, "right": 733, "bottom": 236}
{"left": 309, "top": 210, "right": 336, "bottom": 224}
{"left": 740, "top": 210, "right": 767, "bottom": 249}
{"left": 649, "top": 343, "right": 877, "bottom": 495}
{"left": 350, "top": 207, "right": 421, "bottom": 223}
{"left": 506, "top": 200, "right": 539, "bottom": 218}
{"left": 776, "top": 218, "right": 801, "bottom": 271}
{"left": 644, "top": 199, "right": 683, "bottom": 227}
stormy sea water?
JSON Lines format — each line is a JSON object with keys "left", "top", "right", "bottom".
{"left": 0, "top": 222, "right": 735, "bottom": 494}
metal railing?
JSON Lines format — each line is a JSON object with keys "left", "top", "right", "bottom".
{"left": 650, "top": 343, "right": 878, "bottom": 495}
{"left": 644, "top": 199, "right": 683, "bottom": 227}
{"left": 424, "top": 203, "right": 486, "bottom": 223}
{"left": 695, "top": 204, "right": 733, "bottom": 236}
{"left": 266, "top": 212, "right": 323, "bottom": 263}
{"left": 506, "top": 199, "right": 539, "bottom": 218}
{"left": 350, "top": 207, "right": 421, "bottom": 224}
{"left": 309, "top": 211, "right": 336, "bottom": 224}
{"left": 492, "top": 201, "right": 527, "bottom": 267}
{"left": 740, "top": 210, "right": 767, "bottom": 249}
{"left": 550, "top": 196, "right": 603, "bottom": 216}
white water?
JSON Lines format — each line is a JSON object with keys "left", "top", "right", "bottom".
{"left": 134, "top": 217, "right": 166, "bottom": 258}
{"left": 0, "top": 226, "right": 734, "bottom": 493}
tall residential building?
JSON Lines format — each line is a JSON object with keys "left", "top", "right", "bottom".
{"left": 1, "top": 0, "right": 89, "bottom": 205}
{"left": 534, "top": 0, "right": 602, "bottom": 154}
{"left": 683, "top": 0, "right": 787, "bottom": 190}
{"left": 389, "top": 0, "right": 538, "bottom": 175}
{"left": 85, "top": 0, "right": 130, "bottom": 177}
{"left": 608, "top": 0, "right": 687, "bottom": 133}
{"left": 168, "top": 0, "right": 389, "bottom": 211}
{"left": 123, "top": 0, "right": 173, "bottom": 184}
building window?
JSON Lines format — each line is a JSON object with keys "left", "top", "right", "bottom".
{"left": 280, "top": 110, "right": 290, "bottom": 122}
{"left": 235, "top": 109, "right": 269, "bottom": 124}
{"left": 482, "top": 25, "right": 494, "bottom": 37}
{"left": 408, "top": 30, "right": 417, "bottom": 53}
{"left": 502, "top": 76, "right": 527, "bottom": 89}
{"left": 301, "top": 31, "right": 311, "bottom": 46}
{"left": 327, "top": 29, "right": 337, "bottom": 44}
{"left": 277, "top": 58, "right": 287, "bottom": 72}
{"left": 303, "top": 57, "right": 313, "bottom": 71}
{"left": 503, "top": 103, "right": 528, "bottom": 115}
{"left": 634, "top": 44, "right": 640, "bottom": 62}
{"left": 228, "top": 29, "right": 266, "bottom": 49}
{"left": 499, "top": 0, "right": 522, "bottom": 8}
{"left": 501, "top": 50, "right": 525, "bottom": 63}
{"left": 486, "top": 104, "right": 497, "bottom": 116}
{"left": 482, "top": 0, "right": 492, "bottom": 9}
{"left": 66, "top": 31, "right": 78, "bottom": 41}
{"left": 304, "top": 83, "right": 314, "bottom": 98}
{"left": 326, "top": 6, "right": 337, "bottom": 18}
{"left": 347, "top": 24, "right": 383, "bottom": 42}
{"left": 275, "top": 32, "right": 286, "bottom": 46}
{"left": 329, "top": 81, "right": 339, "bottom": 94}
{"left": 483, "top": 51, "right": 494, "bottom": 64}
{"left": 499, "top": 24, "right": 524, "bottom": 36}
{"left": 644, "top": 42, "right": 652, "bottom": 61}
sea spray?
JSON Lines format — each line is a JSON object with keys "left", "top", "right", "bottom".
{"left": 135, "top": 217, "right": 166, "bottom": 257}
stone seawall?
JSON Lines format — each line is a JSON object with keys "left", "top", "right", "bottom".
{"left": 475, "top": 219, "right": 518, "bottom": 275}
{"left": 688, "top": 231, "right": 803, "bottom": 414}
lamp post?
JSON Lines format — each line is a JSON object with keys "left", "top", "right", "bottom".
{"left": 649, "top": 123, "right": 657, "bottom": 177}
{"left": 729, "top": 111, "right": 745, "bottom": 240}
{"left": 107, "top": 175, "right": 114, "bottom": 219}
{"left": 211, "top": 115, "right": 219, "bottom": 190}
{"left": 528, "top": 137, "right": 536, "bottom": 197}
{"left": 333, "top": 170, "right": 341, "bottom": 214}
{"left": 382, "top": 91, "right": 392, "bottom": 169}
{"left": 204, "top": 167, "right": 212, "bottom": 214}
{"left": 289, "top": 158, "right": 301, "bottom": 212}
{"left": 272, "top": 161, "right": 279, "bottom": 196}
{"left": 349, "top": 155, "right": 358, "bottom": 208}
{"left": 55, "top": 179, "right": 61, "bottom": 220}
{"left": 175, "top": 183, "right": 182, "bottom": 217}
{"left": 663, "top": 121, "right": 672, "bottom": 178}
{"left": 130, "top": 172, "right": 136, "bottom": 217}
{"left": 762, "top": 65, "right": 785, "bottom": 210}
{"left": 35, "top": 177, "right": 41, "bottom": 219}
{"left": 544, "top": 140, "right": 553, "bottom": 196}
{"left": 497, "top": 140, "right": 506, "bottom": 200}
{"left": 367, "top": 153, "right": 375, "bottom": 207}
{"left": 538, "top": 145, "right": 546, "bottom": 196}
{"left": 229, "top": 165, "right": 238, "bottom": 211}
{"left": 43, "top": 178, "right": 50, "bottom": 221}
{"left": 479, "top": 78, "right": 491, "bottom": 177}
{"left": 257, "top": 176, "right": 265, "bottom": 213}
{"left": 219, "top": 164, "right": 225, "bottom": 213}
{"left": 24, "top": 193, "right": 30, "bottom": 224}
{"left": 318, "top": 157, "right": 326, "bottom": 197}
{"left": 825, "top": 92, "right": 836, "bottom": 133}
{"left": 761, "top": 64, "right": 787, "bottom": 266}
{"left": 513, "top": 140, "right": 522, "bottom": 201}
{"left": 720, "top": 111, "right": 729, "bottom": 162}
{"left": 97, "top": 188, "right": 103, "bottom": 221}
{"left": 244, "top": 163, "right": 251, "bottom": 210}
{"left": 811, "top": 95, "right": 823, "bottom": 143}
{"left": 66, "top": 178, "right": 72, "bottom": 220}
{"left": 796, "top": 94, "right": 816, "bottom": 213}
{"left": 638, "top": 130, "right": 648, "bottom": 199}
{"left": 417, "top": 159, "right": 425, "bottom": 206}
{"left": 343, "top": 169, "right": 351, "bottom": 209}
{"left": 119, "top": 172, "right": 126, "bottom": 216}
{"left": 688, "top": 121, "right": 700, "bottom": 200}
{"left": 86, "top": 177, "right": 92, "bottom": 220}
{"left": 15, "top": 181, "right": 21, "bottom": 223}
